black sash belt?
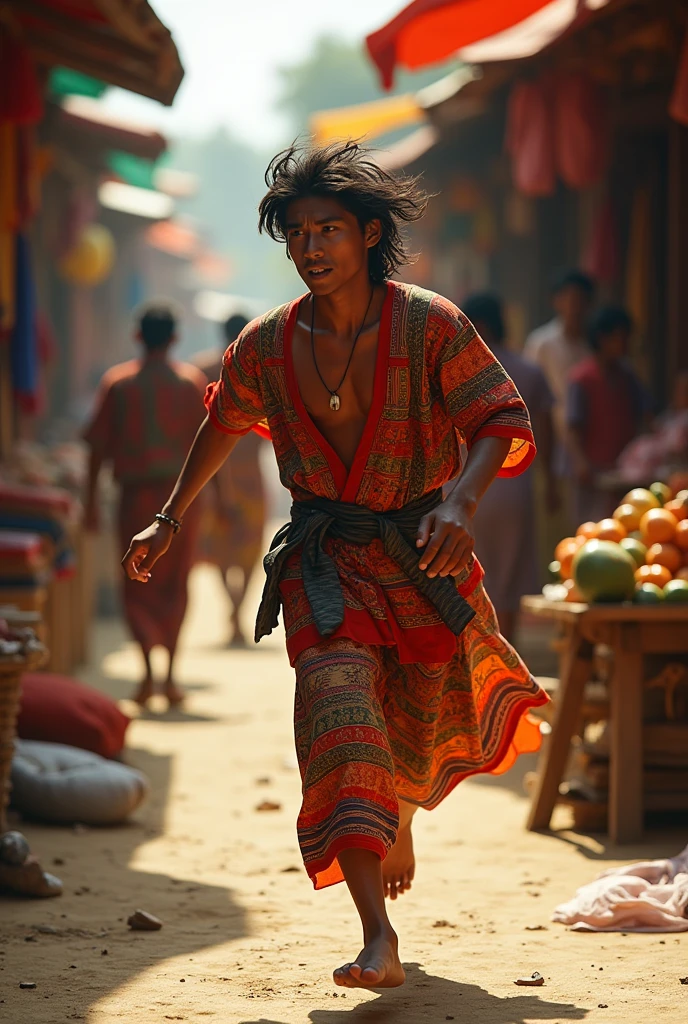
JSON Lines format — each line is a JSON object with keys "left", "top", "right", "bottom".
{"left": 254, "top": 488, "right": 476, "bottom": 644}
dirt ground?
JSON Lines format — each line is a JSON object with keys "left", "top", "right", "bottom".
{"left": 1, "top": 562, "right": 686, "bottom": 1024}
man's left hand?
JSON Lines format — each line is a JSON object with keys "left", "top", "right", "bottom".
{"left": 416, "top": 500, "right": 474, "bottom": 578}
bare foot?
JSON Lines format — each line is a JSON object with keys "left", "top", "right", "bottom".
{"left": 132, "top": 677, "right": 154, "bottom": 707}
{"left": 383, "top": 821, "right": 415, "bottom": 900}
{"left": 163, "top": 681, "right": 185, "bottom": 708}
{"left": 333, "top": 931, "right": 405, "bottom": 989}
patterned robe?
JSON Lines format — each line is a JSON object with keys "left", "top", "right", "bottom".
{"left": 84, "top": 355, "right": 207, "bottom": 652}
{"left": 206, "top": 281, "right": 548, "bottom": 887}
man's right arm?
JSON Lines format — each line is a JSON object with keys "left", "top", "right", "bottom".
{"left": 121, "top": 416, "right": 241, "bottom": 582}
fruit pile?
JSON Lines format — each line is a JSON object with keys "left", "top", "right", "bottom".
{"left": 547, "top": 483, "right": 688, "bottom": 605}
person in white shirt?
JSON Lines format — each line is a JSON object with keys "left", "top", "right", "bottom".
{"left": 524, "top": 269, "right": 596, "bottom": 478}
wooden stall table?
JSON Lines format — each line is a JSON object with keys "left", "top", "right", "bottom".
{"left": 522, "top": 595, "right": 688, "bottom": 843}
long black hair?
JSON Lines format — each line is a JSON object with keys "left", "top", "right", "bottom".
{"left": 258, "top": 140, "right": 429, "bottom": 283}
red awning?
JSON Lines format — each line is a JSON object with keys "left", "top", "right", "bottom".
{"left": 366, "top": 0, "right": 559, "bottom": 88}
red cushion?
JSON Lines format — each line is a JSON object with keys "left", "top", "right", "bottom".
{"left": 17, "top": 673, "right": 130, "bottom": 759}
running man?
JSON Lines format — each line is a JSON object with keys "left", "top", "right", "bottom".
{"left": 122, "top": 143, "right": 547, "bottom": 988}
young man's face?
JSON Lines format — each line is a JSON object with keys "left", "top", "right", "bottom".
{"left": 552, "top": 284, "right": 591, "bottom": 336}
{"left": 284, "top": 195, "right": 381, "bottom": 296}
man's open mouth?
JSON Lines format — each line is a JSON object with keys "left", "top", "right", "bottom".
{"left": 307, "top": 267, "right": 332, "bottom": 278}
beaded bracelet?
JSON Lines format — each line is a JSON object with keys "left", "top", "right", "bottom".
{"left": 155, "top": 512, "right": 182, "bottom": 534}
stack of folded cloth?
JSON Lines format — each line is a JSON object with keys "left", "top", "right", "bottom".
{"left": 0, "top": 531, "right": 50, "bottom": 592}
{"left": 0, "top": 483, "right": 77, "bottom": 580}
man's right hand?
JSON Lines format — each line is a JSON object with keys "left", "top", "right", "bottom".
{"left": 121, "top": 520, "right": 175, "bottom": 582}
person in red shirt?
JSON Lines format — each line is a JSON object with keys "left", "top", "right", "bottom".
{"left": 566, "top": 306, "right": 648, "bottom": 524}
{"left": 83, "top": 304, "right": 207, "bottom": 707}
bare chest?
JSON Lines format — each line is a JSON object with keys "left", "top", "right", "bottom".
{"left": 291, "top": 322, "right": 379, "bottom": 470}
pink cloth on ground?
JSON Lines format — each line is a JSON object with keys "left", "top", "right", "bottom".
{"left": 553, "top": 845, "right": 688, "bottom": 933}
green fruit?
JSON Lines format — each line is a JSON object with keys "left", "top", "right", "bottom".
{"left": 572, "top": 540, "right": 637, "bottom": 603}
{"left": 650, "top": 481, "right": 672, "bottom": 506}
{"left": 663, "top": 579, "right": 688, "bottom": 603}
{"left": 629, "top": 530, "right": 644, "bottom": 541}
{"left": 548, "top": 560, "right": 562, "bottom": 580}
{"left": 634, "top": 582, "right": 665, "bottom": 604}
{"left": 620, "top": 537, "right": 647, "bottom": 568}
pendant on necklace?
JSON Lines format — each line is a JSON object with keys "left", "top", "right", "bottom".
{"left": 329, "top": 393, "right": 341, "bottom": 412}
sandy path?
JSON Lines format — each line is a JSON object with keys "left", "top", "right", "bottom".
{"left": 1, "top": 563, "right": 686, "bottom": 1024}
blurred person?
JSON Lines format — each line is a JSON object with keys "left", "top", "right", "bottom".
{"left": 618, "top": 370, "right": 688, "bottom": 479}
{"left": 524, "top": 268, "right": 595, "bottom": 471}
{"left": 462, "top": 293, "right": 557, "bottom": 642}
{"left": 122, "top": 141, "right": 547, "bottom": 990}
{"left": 84, "top": 303, "right": 206, "bottom": 707}
{"left": 194, "top": 314, "right": 267, "bottom": 647}
{"left": 567, "top": 305, "right": 648, "bottom": 524}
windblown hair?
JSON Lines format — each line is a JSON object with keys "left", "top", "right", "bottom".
{"left": 258, "top": 140, "right": 429, "bottom": 283}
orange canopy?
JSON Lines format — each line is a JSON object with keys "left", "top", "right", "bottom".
{"left": 366, "top": 0, "right": 553, "bottom": 88}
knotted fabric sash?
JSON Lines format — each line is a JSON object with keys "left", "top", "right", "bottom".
{"left": 255, "top": 489, "right": 476, "bottom": 644}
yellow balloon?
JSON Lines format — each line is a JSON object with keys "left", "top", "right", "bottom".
{"left": 59, "top": 223, "right": 115, "bottom": 287}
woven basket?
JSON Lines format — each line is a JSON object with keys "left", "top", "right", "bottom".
{"left": 0, "top": 649, "right": 45, "bottom": 834}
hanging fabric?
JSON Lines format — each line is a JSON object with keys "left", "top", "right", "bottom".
{"left": 505, "top": 79, "right": 556, "bottom": 197}
{"left": 555, "top": 73, "right": 609, "bottom": 189}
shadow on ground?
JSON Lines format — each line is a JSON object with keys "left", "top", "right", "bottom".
{"left": 240, "top": 962, "right": 589, "bottom": 1024}
{"left": 0, "top": 616, "right": 248, "bottom": 1022}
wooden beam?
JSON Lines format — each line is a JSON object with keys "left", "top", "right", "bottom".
{"left": 667, "top": 121, "right": 688, "bottom": 379}
{"left": 12, "top": 0, "right": 183, "bottom": 105}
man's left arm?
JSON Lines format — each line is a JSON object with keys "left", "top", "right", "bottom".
{"left": 419, "top": 307, "right": 537, "bottom": 578}
{"left": 418, "top": 436, "right": 511, "bottom": 578}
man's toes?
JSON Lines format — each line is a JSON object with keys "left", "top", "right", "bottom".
{"left": 333, "top": 964, "right": 353, "bottom": 987}
{"left": 389, "top": 879, "right": 398, "bottom": 900}
{"left": 361, "top": 964, "right": 384, "bottom": 985}
{"left": 347, "top": 962, "right": 363, "bottom": 981}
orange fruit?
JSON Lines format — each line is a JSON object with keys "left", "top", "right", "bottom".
{"left": 635, "top": 563, "right": 672, "bottom": 588}
{"left": 596, "top": 518, "right": 627, "bottom": 543}
{"left": 640, "top": 507, "right": 678, "bottom": 545}
{"left": 576, "top": 521, "right": 600, "bottom": 541}
{"left": 623, "top": 487, "right": 660, "bottom": 516}
{"left": 613, "top": 504, "right": 642, "bottom": 532}
{"left": 563, "top": 578, "right": 584, "bottom": 602}
{"left": 646, "top": 542, "right": 682, "bottom": 575}
{"left": 675, "top": 566, "right": 688, "bottom": 582}
{"left": 675, "top": 520, "right": 688, "bottom": 552}
{"left": 555, "top": 538, "right": 580, "bottom": 580}
{"left": 664, "top": 498, "right": 688, "bottom": 522}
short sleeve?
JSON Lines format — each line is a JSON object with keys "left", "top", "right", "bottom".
{"left": 433, "top": 305, "right": 536, "bottom": 478}
{"left": 204, "top": 323, "right": 267, "bottom": 435}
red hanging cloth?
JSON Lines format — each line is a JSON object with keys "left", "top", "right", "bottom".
{"left": 505, "top": 79, "right": 556, "bottom": 197}
{"left": 0, "top": 33, "right": 44, "bottom": 125}
{"left": 555, "top": 73, "right": 609, "bottom": 189}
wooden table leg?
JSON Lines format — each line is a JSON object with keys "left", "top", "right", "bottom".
{"left": 609, "top": 625, "right": 644, "bottom": 842}
{"left": 527, "top": 623, "right": 592, "bottom": 831}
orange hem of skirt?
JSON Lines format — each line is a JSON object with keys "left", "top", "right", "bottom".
{"left": 306, "top": 686, "right": 549, "bottom": 890}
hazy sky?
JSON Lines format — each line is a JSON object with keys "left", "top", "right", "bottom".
{"left": 103, "top": 0, "right": 407, "bottom": 147}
